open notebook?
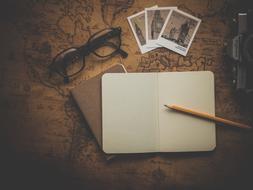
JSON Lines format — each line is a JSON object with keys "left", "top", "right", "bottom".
{"left": 102, "top": 71, "right": 216, "bottom": 154}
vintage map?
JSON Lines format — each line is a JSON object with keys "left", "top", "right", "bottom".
{"left": 1, "top": 0, "right": 253, "bottom": 189}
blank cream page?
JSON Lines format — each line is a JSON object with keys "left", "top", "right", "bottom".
{"left": 158, "top": 71, "right": 216, "bottom": 152}
{"left": 102, "top": 73, "right": 158, "bottom": 153}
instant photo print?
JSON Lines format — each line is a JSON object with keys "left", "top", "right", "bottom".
{"left": 158, "top": 9, "right": 201, "bottom": 56}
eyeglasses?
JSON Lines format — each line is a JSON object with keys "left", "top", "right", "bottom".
{"left": 48, "top": 27, "right": 128, "bottom": 83}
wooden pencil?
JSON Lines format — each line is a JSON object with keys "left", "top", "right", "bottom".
{"left": 164, "top": 104, "right": 252, "bottom": 130}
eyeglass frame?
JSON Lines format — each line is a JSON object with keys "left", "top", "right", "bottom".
{"left": 49, "top": 27, "right": 128, "bottom": 83}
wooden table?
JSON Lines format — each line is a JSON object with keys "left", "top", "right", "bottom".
{"left": 1, "top": 0, "right": 253, "bottom": 189}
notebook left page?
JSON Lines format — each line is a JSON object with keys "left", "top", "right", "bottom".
{"left": 102, "top": 73, "right": 158, "bottom": 153}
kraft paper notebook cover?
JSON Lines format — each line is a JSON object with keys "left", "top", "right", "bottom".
{"left": 102, "top": 71, "right": 216, "bottom": 154}
{"left": 71, "top": 64, "right": 127, "bottom": 147}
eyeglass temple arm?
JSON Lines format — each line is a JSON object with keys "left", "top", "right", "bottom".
{"left": 105, "top": 41, "right": 128, "bottom": 58}
{"left": 79, "top": 28, "right": 128, "bottom": 58}
{"left": 117, "top": 48, "right": 128, "bottom": 58}
{"left": 78, "top": 28, "right": 122, "bottom": 55}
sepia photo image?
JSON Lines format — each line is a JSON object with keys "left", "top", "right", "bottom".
{"left": 158, "top": 9, "right": 201, "bottom": 56}
{"left": 130, "top": 12, "right": 146, "bottom": 45}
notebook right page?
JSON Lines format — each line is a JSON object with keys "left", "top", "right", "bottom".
{"left": 158, "top": 71, "right": 216, "bottom": 152}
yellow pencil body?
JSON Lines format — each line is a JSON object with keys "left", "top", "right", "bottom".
{"left": 164, "top": 105, "right": 252, "bottom": 129}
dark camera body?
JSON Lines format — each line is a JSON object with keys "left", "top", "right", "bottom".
{"left": 226, "top": 10, "right": 253, "bottom": 95}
